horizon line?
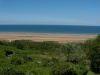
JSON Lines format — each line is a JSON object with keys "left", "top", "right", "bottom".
{"left": 0, "top": 24, "right": 100, "bottom": 26}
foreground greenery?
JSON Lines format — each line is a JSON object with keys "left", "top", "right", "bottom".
{"left": 0, "top": 35, "right": 100, "bottom": 75}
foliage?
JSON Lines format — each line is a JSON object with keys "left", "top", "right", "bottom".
{"left": 50, "top": 62, "right": 88, "bottom": 75}
{"left": 0, "top": 35, "right": 100, "bottom": 75}
{"left": 11, "top": 57, "right": 24, "bottom": 65}
{"left": 90, "top": 44, "right": 100, "bottom": 73}
{"left": 39, "top": 58, "right": 59, "bottom": 67}
{"left": 51, "top": 57, "right": 59, "bottom": 63}
{"left": 81, "top": 34, "right": 100, "bottom": 74}
{"left": 10, "top": 40, "right": 60, "bottom": 51}
{"left": 0, "top": 67, "right": 25, "bottom": 75}
{"left": 61, "top": 43, "right": 85, "bottom": 63}
{"left": 5, "top": 50, "right": 13, "bottom": 56}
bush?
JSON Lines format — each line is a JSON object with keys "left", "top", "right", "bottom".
{"left": 50, "top": 62, "right": 88, "bottom": 75}
{"left": 15, "top": 71, "right": 25, "bottom": 75}
{"left": 11, "top": 57, "right": 24, "bottom": 65}
{"left": 0, "top": 67, "right": 16, "bottom": 75}
{"left": 50, "top": 62, "right": 75, "bottom": 75}
{"left": 22, "top": 55, "right": 32, "bottom": 63}
{"left": 0, "top": 67, "right": 25, "bottom": 75}
{"left": 5, "top": 50, "right": 13, "bottom": 56}
{"left": 40, "top": 58, "right": 52, "bottom": 67}
{"left": 10, "top": 40, "right": 60, "bottom": 51}
{"left": 90, "top": 45, "right": 100, "bottom": 73}
{"left": 29, "top": 70, "right": 38, "bottom": 75}
{"left": 61, "top": 43, "right": 85, "bottom": 64}
{"left": 51, "top": 58, "right": 59, "bottom": 63}
{"left": 83, "top": 35, "right": 100, "bottom": 73}
{"left": 73, "top": 63, "right": 88, "bottom": 75}
{"left": 29, "top": 69, "right": 43, "bottom": 75}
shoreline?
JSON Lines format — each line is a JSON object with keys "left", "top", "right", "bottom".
{"left": 0, "top": 32, "right": 97, "bottom": 43}
{"left": 0, "top": 32, "right": 98, "bottom": 35}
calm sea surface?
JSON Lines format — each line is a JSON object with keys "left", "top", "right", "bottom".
{"left": 0, "top": 25, "right": 100, "bottom": 34}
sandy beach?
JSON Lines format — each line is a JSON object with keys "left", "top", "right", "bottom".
{"left": 0, "top": 33, "right": 97, "bottom": 43}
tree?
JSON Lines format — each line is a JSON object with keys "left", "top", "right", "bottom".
{"left": 90, "top": 45, "right": 100, "bottom": 73}
{"left": 83, "top": 34, "right": 100, "bottom": 73}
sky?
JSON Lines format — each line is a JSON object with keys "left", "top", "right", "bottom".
{"left": 0, "top": 0, "right": 100, "bottom": 26}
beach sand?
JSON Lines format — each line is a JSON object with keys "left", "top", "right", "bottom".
{"left": 0, "top": 33, "right": 97, "bottom": 43}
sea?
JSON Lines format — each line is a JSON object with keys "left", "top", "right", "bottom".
{"left": 0, "top": 25, "right": 100, "bottom": 34}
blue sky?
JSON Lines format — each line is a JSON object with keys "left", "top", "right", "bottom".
{"left": 0, "top": 0, "right": 100, "bottom": 25}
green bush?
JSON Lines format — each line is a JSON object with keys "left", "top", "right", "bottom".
{"left": 50, "top": 62, "right": 88, "bottom": 75}
{"left": 29, "top": 70, "right": 38, "bottom": 75}
{"left": 40, "top": 58, "right": 52, "bottom": 67}
{"left": 10, "top": 40, "right": 60, "bottom": 51}
{"left": 29, "top": 69, "right": 43, "bottom": 75}
{"left": 50, "top": 62, "right": 76, "bottom": 75}
{"left": 5, "top": 50, "right": 13, "bottom": 56}
{"left": 0, "top": 67, "right": 25, "bottom": 75}
{"left": 22, "top": 55, "right": 32, "bottom": 63}
{"left": 61, "top": 43, "right": 85, "bottom": 64}
{"left": 0, "top": 67, "right": 16, "bottom": 75}
{"left": 83, "top": 35, "right": 100, "bottom": 73}
{"left": 11, "top": 57, "right": 24, "bottom": 65}
{"left": 15, "top": 71, "right": 25, "bottom": 75}
{"left": 90, "top": 45, "right": 100, "bottom": 73}
{"left": 51, "top": 58, "right": 59, "bottom": 63}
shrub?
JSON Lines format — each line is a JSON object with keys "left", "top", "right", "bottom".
{"left": 51, "top": 58, "right": 59, "bottom": 63}
{"left": 40, "top": 58, "right": 52, "bottom": 67}
{"left": 5, "top": 50, "right": 13, "bottom": 56}
{"left": 83, "top": 35, "right": 100, "bottom": 73}
{"left": 61, "top": 43, "right": 85, "bottom": 64}
{"left": 50, "top": 62, "right": 88, "bottom": 75}
{"left": 29, "top": 70, "right": 38, "bottom": 75}
{"left": 22, "top": 55, "right": 32, "bottom": 63}
{"left": 29, "top": 69, "right": 42, "bottom": 75}
{"left": 0, "top": 67, "right": 25, "bottom": 75}
{"left": 90, "top": 45, "right": 100, "bottom": 73}
{"left": 11, "top": 57, "right": 24, "bottom": 65}
{"left": 15, "top": 71, "right": 25, "bottom": 75}
{"left": 50, "top": 62, "right": 76, "bottom": 75}
{"left": 0, "top": 67, "right": 16, "bottom": 75}
{"left": 73, "top": 63, "right": 88, "bottom": 75}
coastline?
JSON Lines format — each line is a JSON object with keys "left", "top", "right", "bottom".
{"left": 0, "top": 32, "right": 97, "bottom": 43}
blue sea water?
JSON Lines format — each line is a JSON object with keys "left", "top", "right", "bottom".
{"left": 0, "top": 25, "right": 100, "bottom": 34}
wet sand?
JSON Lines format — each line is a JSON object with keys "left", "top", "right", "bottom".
{"left": 0, "top": 32, "right": 97, "bottom": 43}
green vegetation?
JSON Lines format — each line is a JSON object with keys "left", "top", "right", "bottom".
{"left": 0, "top": 35, "right": 100, "bottom": 75}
